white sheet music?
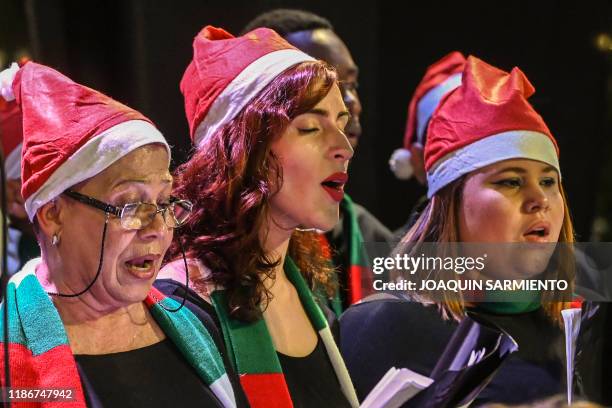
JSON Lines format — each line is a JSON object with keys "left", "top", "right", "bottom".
{"left": 360, "top": 367, "right": 433, "bottom": 408}
{"left": 562, "top": 308, "right": 582, "bottom": 405}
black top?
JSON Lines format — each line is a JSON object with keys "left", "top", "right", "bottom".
{"left": 339, "top": 297, "right": 564, "bottom": 406}
{"left": 76, "top": 340, "right": 222, "bottom": 408}
{"left": 156, "top": 278, "right": 348, "bottom": 407}
{"left": 277, "top": 337, "right": 352, "bottom": 408}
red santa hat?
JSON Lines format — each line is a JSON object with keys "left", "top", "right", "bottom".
{"left": 425, "top": 56, "right": 560, "bottom": 198}
{"left": 0, "top": 62, "right": 26, "bottom": 181}
{"left": 0, "top": 61, "right": 170, "bottom": 220}
{"left": 0, "top": 98, "right": 23, "bottom": 180}
{"left": 180, "top": 26, "right": 315, "bottom": 147}
{"left": 389, "top": 52, "right": 466, "bottom": 180}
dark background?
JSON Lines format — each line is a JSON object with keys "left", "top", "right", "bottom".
{"left": 2, "top": 0, "right": 611, "bottom": 240}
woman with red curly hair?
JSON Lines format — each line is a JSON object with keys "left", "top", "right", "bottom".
{"left": 157, "top": 26, "right": 359, "bottom": 407}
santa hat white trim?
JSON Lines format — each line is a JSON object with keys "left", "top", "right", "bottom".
{"left": 427, "top": 130, "right": 560, "bottom": 198}
{"left": 0, "top": 62, "right": 19, "bottom": 102}
{"left": 416, "top": 72, "right": 462, "bottom": 144}
{"left": 5, "top": 143, "right": 22, "bottom": 180}
{"left": 193, "top": 49, "right": 315, "bottom": 147}
{"left": 25, "top": 119, "right": 170, "bottom": 220}
{"left": 388, "top": 148, "right": 414, "bottom": 180}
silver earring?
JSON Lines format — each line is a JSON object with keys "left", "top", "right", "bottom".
{"left": 52, "top": 234, "right": 60, "bottom": 246}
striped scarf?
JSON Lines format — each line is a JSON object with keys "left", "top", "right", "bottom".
{"left": 0, "top": 258, "right": 236, "bottom": 408}
{"left": 316, "top": 194, "right": 373, "bottom": 316}
{"left": 339, "top": 194, "right": 372, "bottom": 306}
{"left": 211, "top": 256, "right": 359, "bottom": 408}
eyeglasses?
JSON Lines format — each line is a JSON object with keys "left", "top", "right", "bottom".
{"left": 63, "top": 190, "right": 193, "bottom": 230}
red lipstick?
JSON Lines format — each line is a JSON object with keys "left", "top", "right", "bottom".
{"left": 321, "top": 172, "right": 348, "bottom": 202}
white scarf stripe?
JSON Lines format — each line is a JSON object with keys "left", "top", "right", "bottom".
{"left": 210, "top": 374, "right": 237, "bottom": 408}
{"left": 319, "top": 327, "right": 360, "bottom": 407}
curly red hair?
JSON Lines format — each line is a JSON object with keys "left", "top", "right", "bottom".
{"left": 170, "top": 61, "right": 338, "bottom": 322}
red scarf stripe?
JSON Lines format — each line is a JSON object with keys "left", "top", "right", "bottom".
{"left": 144, "top": 286, "right": 167, "bottom": 308}
{"left": 239, "top": 373, "right": 292, "bottom": 407}
{"left": 0, "top": 343, "right": 87, "bottom": 407}
{"left": 348, "top": 264, "right": 364, "bottom": 305}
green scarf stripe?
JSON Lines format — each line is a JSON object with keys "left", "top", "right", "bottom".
{"left": 476, "top": 289, "right": 542, "bottom": 314}
{"left": 211, "top": 290, "right": 282, "bottom": 375}
{"left": 211, "top": 291, "right": 236, "bottom": 370}
{"left": 284, "top": 257, "right": 327, "bottom": 331}
{"left": 313, "top": 282, "right": 343, "bottom": 318}
{"left": 342, "top": 194, "right": 369, "bottom": 268}
{"left": 1, "top": 282, "right": 27, "bottom": 347}
{"left": 148, "top": 294, "right": 227, "bottom": 385}
{"left": 328, "top": 293, "right": 343, "bottom": 317}
{"left": 6, "top": 271, "right": 69, "bottom": 354}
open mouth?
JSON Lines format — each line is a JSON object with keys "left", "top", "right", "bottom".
{"left": 321, "top": 173, "right": 348, "bottom": 202}
{"left": 124, "top": 255, "right": 159, "bottom": 277}
{"left": 523, "top": 223, "right": 550, "bottom": 240}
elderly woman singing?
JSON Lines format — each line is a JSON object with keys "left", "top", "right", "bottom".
{"left": 0, "top": 62, "right": 246, "bottom": 408}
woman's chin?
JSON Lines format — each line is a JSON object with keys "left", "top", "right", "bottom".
{"left": 302, "top": 223, "right": 336, "bottom": 234}
{"left": 313, "top": 214, "right": 340, "bottom": 233}
{"left": 115, "top": 266, "right": 159, "bottom": 300}
{"left": 115, "top": 284, "right": 154, "bottom": 305}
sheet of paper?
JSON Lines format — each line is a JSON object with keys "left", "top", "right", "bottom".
{"left": 360, "top": 367, "right": 433, "bottom": 408}
{"left": 562, "top": 308, "right": 582, "bottom": 405}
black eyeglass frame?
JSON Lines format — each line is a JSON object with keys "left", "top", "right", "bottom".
{"left": 62, "top": 189, "right": 192, "bottom": 230}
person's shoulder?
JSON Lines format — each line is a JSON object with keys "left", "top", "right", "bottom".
{"left": 8, "top": 257, "right": 42, "bottom": 288}
{"left": 351, "top": 202, "right": 376, "bottom": 222}
{"left": 350, "top": 202, "right": 394, "bottom": 243}
{"left": 159, "top": 257, "right": 210, "bottom": 280}
{"left": 339, "top": 295, "right": 458, "bottom": 355}
{"left": 340, "top": 294, "right": 446, "bottom": 324}
{"left": 154, "top": 278, "right": 221, "bottom": 331}
{"left": 158, "top": 258, "right": 215, "bottom": 303}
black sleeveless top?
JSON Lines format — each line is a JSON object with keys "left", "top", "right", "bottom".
{"left": 277, "top": 337, "right": 352, "bottom": 407}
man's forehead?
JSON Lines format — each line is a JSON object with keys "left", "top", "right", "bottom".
{"left": 285, "top": 29, "right": 358, "bottom": 77}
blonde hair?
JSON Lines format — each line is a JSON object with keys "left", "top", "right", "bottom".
{"left": 394, "top": 175, "right": 575, "bottom": 324}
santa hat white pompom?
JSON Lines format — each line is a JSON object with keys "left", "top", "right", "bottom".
{"left": 0, "top": 63, "right": 19, "bottom": 101}
{"left": 389, "top": 148, "right": 414, "bottom": 180}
